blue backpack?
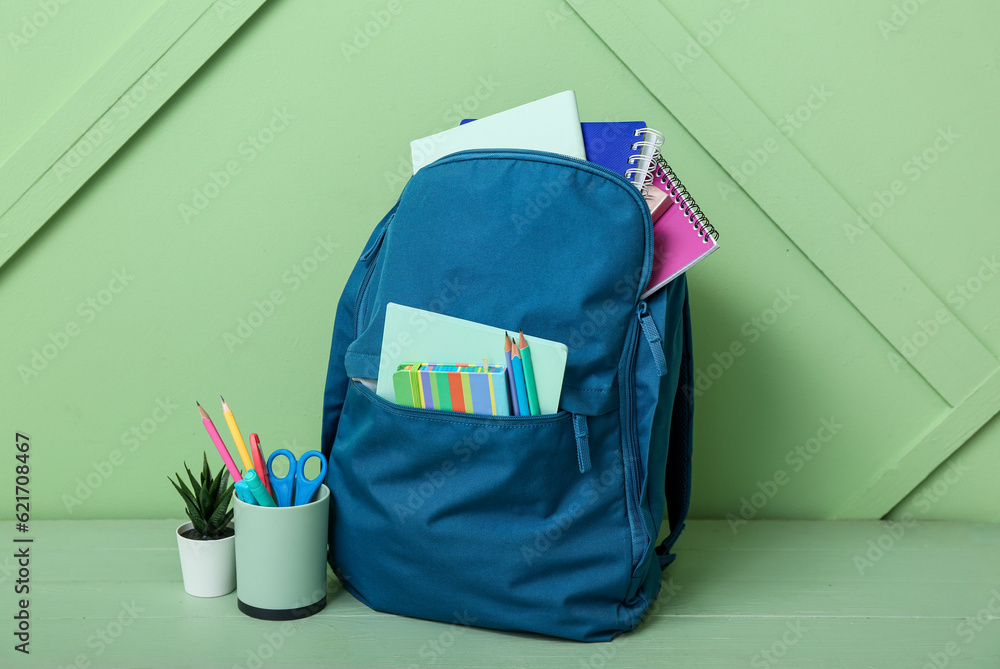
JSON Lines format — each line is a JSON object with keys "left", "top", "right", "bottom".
{"left": 321, "top": 148, "right": 693, "bottom": 642}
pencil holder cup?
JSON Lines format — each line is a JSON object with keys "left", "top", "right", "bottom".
{"left": 233, "top": 484, "right": 330, "bottom": 620}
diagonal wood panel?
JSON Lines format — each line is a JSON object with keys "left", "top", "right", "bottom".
{"left": 838, "top": 369, "right": 1000, "bottom": 518}
{"left": 568, "top": 0, "right": 1000, "bottom": 517}
{"left": 0, "top": 0, "right": 269, "bottom": 270}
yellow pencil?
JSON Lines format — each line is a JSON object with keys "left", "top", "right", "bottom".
{"left": 220, "top": 395, "right": 254, "bottom": 471}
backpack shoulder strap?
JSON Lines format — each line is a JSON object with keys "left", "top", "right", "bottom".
{"left": 655, "top": 287, "right": 693, "bottom": 569}
{"left": 321, "top": 204, "right": 397, "bottom": 459}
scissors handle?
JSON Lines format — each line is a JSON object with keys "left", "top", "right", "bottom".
{"left": 266, "top": 448, "right": 296, "bottom": 507}
{"left": 293, "top": 451, "right": 328, "bottom": 506}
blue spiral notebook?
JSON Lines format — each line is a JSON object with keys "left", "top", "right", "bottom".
{"left": 462, "top": 119, "right": 645, "bottom": 176}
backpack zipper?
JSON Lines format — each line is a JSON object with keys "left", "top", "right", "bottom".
{"left": 637, "top": 302, "right": 669, "bottom": 377}
{"left": 622, "top": 299, "right": 671, "bottom": 572}
{"left": 427, "top": 148, "right": 654, "bottom": 301}
{"left": 621, "top": 312, "right": 648, "bottom": 567}
{"left": 354, "top": 216, "right": 391, "bottom": 338}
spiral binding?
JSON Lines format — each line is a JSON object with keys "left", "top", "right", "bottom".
{"left": 626, "top": 127, "right": 719, "bottom": 243}
{"left": 624, "top": 127, "right": 664, "bottom": 193}
{"left": 652, "top": 151, "right": 719, "bottom": 242}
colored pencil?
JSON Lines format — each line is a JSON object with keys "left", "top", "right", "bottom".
{"left": 220, "top": 396, "right": 254, "bottom": 471}
{"left": 518, "top": 330, "right": 540, "bottom": 416}
{"left": 510, "top": 345, "right": 530, "bottom": 417}
{"left": 250, "top": 433, "right": 273, "bottom": 498}
{"left": 197, "top": 402, "right": 242, "bottom": 482}
{"left": 504, "top": 334, "right": 520, "bottom": 416}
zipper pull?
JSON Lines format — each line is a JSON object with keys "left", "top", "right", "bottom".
{"left": 637, "top": 301, "right": 668, "bottom": 377}
{"left": 572, "top": 414, "right": 591, "bottom": 473}
{"left": 360, "top": 215, "right": 392, "bottom": 262}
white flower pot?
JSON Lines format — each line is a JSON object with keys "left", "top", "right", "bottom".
{"left": 176, "top": 521, "right": 236, "bottom": 597}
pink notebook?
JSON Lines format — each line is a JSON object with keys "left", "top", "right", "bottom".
{"left": 641, "top": 157, "right": 719, "bottom": 299}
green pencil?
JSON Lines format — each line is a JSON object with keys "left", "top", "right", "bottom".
{"left": 518, "top": 330, "right": 540, "bottom": 416}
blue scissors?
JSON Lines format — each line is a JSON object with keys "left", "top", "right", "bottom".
{"left": 266, "top": 449, "right": 328, "bottom": 506}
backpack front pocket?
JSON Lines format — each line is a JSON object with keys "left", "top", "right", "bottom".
{"left": 327, "top": 380, "right": 638, "bottom": 641}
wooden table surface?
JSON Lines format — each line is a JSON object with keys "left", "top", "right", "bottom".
{"left": 5, "top": 519, "right": 1000, "bottom": 668}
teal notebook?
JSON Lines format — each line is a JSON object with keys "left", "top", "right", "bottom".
{"left": 376, "top": 303, "right": 568, "bottom": 415}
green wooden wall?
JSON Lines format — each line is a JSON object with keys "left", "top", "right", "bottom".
{"left": 1, "top": 0, "right": 997, "bottom": 522}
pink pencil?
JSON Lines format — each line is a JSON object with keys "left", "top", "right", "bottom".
{"left": 197, "top": 402, "right": 242, "bottom": 482}
{"left": 250, "top": 433, "right": 273, "bottom": 497}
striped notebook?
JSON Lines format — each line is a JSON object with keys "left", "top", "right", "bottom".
{"left": 392, "top": 363, "right": 510, "bottom": 416}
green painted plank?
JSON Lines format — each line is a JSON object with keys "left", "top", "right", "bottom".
{"left": 0, "top": 0, "right": 165, "bottom": 166}
{"left": 567, "top": 0, "right": 998, "bottom": 407}
{"left": 0, "top": 0, "right": 269, "bottom": 269}
{"left": 836, "top": 370, "right": 1000, "bottom": 518}
{"left": 14, "top": 616, "right": 1000, "bottom": 669}
{"left": 15, "top": 521, "right": 1000, "bottom": 618}
{"left": 0, "top": 0, "right": 210, "bottom": 221}
{"left": 672, "top": 519, "right": 1000, "bottom": 552}
{"left": 567, "top": 0, "right": 1000, "bottom": 518}
{"left": 890, "top": 413, "right": 1000, "bottom": 524}
{"left": 7, "top": 520, "right": 1000, "bottom": 669}
{"left": 29, "top": 557, "right": 998, "bottom": 621}
{"left": 4, "top": 520, "right": 1000, "bottom": 618}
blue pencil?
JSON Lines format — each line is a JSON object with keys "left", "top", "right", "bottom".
{"left": 511, "top": 345, "right": 530, "bottom": 417}
{"left": 505, "top": 334, "right": 520, "bottom": 416}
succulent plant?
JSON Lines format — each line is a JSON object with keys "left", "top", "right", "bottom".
{"left": 169, "top": 452, "right": 235, "bottom": 540}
